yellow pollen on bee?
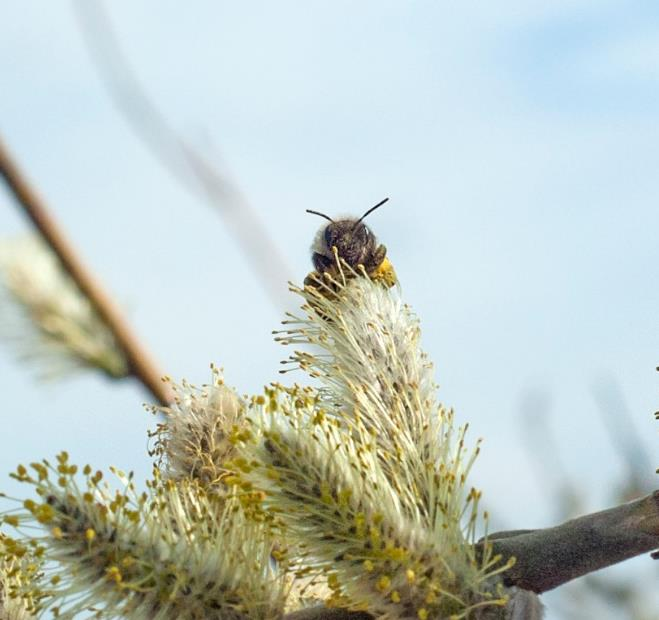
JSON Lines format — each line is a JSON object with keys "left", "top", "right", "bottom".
{"left": 371, "top": 258, "right": 397, "bottom": 288}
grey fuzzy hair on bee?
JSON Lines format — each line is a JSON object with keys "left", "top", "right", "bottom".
{"left": 306, "top": 197, "right": 389, "bottom": 274}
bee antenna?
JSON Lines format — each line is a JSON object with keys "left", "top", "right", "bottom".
{"left": 355, "top": 197, "right": 389, "bottom": 226}
{"left": 306, "top": 209, "right": 334, "bottom": 223}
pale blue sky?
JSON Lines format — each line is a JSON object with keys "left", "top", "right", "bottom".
{"left": 1, "top": 3, "right": 658, "bottom": 617}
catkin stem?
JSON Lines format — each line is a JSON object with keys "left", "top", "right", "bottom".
{"left": 0, "top": 135, "right": 173, "bottom": 405}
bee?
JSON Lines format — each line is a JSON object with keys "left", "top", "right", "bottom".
{"left": 304, "top": 197, "right": 397, "bottom": 291}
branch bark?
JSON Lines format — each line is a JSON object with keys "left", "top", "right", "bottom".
{"left": 0, "top": 135, "right": 173, "bottom": 405}
{"left": 281, "top": 491, "right": 659, "bottom": 620}
{"left": 489, "top": 490, "right": 659, "bottom": 593}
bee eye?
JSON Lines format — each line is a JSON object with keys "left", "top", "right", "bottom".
{"left": 324, "top": 225, "right": 336, "bottom": 247}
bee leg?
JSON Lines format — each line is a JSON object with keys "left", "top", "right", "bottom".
{"left": 367, "top": 244, "right": 387, "bottom": 272}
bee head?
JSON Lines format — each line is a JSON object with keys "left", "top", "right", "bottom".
{"left": 323, "top": 218, "right": 371, "bottom": 255}
{"left": 307, "top": 197, "right": 389, "bottom": 270}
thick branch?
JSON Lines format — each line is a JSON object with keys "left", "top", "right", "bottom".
{"left": 0, "top": 135, "right": 173, "bottom": 405}
{"left": 489, "top": 490, "right": 659, "bottom": 593}
{"left": 281, "top": 492, "right": 659, "bottom": 620}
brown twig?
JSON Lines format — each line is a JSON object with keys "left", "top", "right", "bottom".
{"left": 279, "top": 492, "right": 659, "bottom": 620}
{"left": 0, "top": 135, "right": 173, "bottom": 405}
{"left": 591, "top": 376, "right": 655, "bottom": 500}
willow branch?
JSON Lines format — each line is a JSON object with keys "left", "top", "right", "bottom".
{"left": 0, "top": 135, "right": 173, "bottom": 405}
{"left": 280, "top": 491, "right": 659, "bottom": 620}
{"left": 488, "top": 490, "right": 659, "bottom": 593}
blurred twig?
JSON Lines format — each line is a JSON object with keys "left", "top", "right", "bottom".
{"left": 518, "top": 389, "right": 584, "bottom": 518}
{"left": 73, "top": 1, "right": 293, "bottom": 308}
{"left": 0, "top": 135, "right": 173, "bottom": 405}
{"left": 519, "top": 385, "right": 659, "bottom": 616}
{"left": 592, "top": 375, "right": 655, "bottom": 501}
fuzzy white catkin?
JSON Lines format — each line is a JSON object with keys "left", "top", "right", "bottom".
{"left": 0, "top": 536, "right": 39, "bottom": 620}
{"left": 247, "top": 274, "right": 516, "bottom": 619}
{"left": 152, "top": 367, "right": 245, "bottom": 488}
{"left": 0, "top": 575, "right": 35, "bottom": 620}
{"left": 0, "top": 235, "right": 128, "bottom": 378}
{"left": 1, "top": 265, "right": 530, "bottom": 619}
{"left": 4, "top": 454, "right": 287, "bottom": 620}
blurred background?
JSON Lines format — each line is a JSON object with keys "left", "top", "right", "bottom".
{"left": 1, "top": 2, "right": 658, "bottom": 618}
